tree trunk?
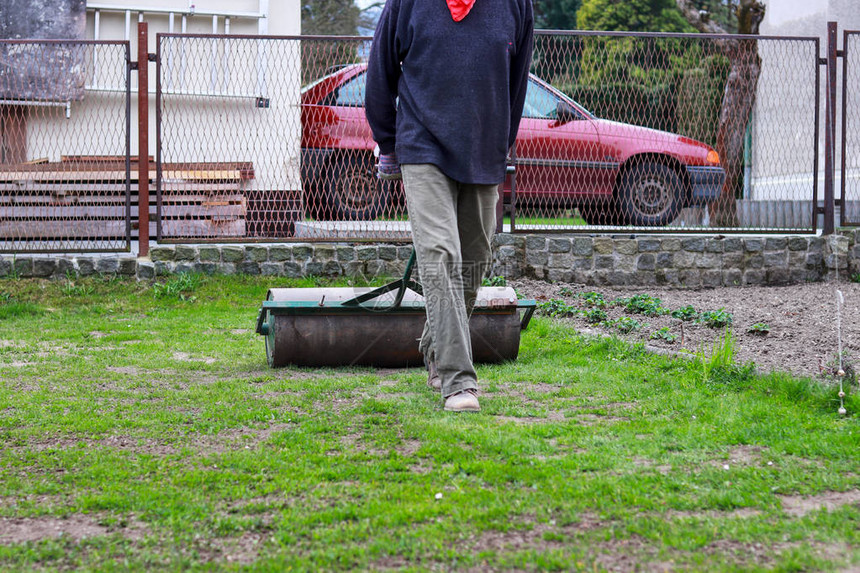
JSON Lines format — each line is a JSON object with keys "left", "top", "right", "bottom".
{"left": 676, "top": 0, "right": 765, "bottom": 227}
{"left": 711, "top": 36, "right": 761, "bottom": 226}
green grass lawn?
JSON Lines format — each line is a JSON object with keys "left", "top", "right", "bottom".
{"left": 0, "top": 274, "right": 858, "bottom": 571}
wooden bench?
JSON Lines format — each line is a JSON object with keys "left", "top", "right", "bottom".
{"left": 0, "top": 158, "right": 253, "bottom": 241}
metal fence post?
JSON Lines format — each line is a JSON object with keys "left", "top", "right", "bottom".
{"left": 823, "top": 21, "right": 838, "bottom": 235}
{"left": 137, "top": 22, "right": 150, "bottom": 257}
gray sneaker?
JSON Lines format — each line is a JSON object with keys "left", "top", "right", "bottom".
{"left": 427, "top": 360, "right": 441, "bottom": 391}
{"left": 444, "top": 389, "right": 480, "bottom": 412}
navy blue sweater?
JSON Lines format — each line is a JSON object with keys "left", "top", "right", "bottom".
{"left": 364, "top": 0, "right": 533, "bottom": 185}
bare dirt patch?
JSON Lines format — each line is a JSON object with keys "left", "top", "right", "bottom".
{"left": 0, "top": 514, "right": 149, "bottom": 544}
{"left": 708, "top": 445, "right": 768, "bottom": 469}
{"left": 514, "top": 279, "right": 860, "bottom": 380}
{"left": 468, "top": 513, "right": 605, "bottom": 553}
{"left": 16, "top": 423, "right": 297, "bottom": 457}
{"left": 172, "top": 352, "right": 217, "bottom": 364}
{"left": 206, "top": 531, "right": 270, "bottom": 565}
{"left": 779, "top": 489, "right": 860, "bottom": 517}
{"left": 664, "top": 507, "right": 762, "bottom": 520}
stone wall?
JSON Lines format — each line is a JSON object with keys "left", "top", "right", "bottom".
{"left": 493, "top": 233, "right": 852, "bottom": 286}
{"left": 2, "top": 231, "right": 859, "bottom": 286}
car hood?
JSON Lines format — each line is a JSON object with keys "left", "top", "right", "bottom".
{"left": 590, "top": 119, "right": 683, "bottom": 145}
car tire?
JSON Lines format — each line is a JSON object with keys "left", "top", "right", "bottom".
{"left": 325, "top": 152, "right": 388, "bottom": 221}
{"left": 579, "top": 200, "right": 628, "bottom": 226}
{"left": 618, "top": 162, "right": 684, "bottom": 227}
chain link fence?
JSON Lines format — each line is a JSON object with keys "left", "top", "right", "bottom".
{"left": 156, "top": 32, "right": 821, "bottom": 243}
{"left": 513, "top": 31, "right": 819, "bottom": 233}
{"left": 0, "top": 32, "right": 832, "bottom": 252}
{"left": 0, "top": 40, "right": 131, "bottom": 253}
{"left": 842, "top": 30, "right": 860, "bottom": 225}
{"left": 156, "top": 34, "right": 409, "bottom": 243}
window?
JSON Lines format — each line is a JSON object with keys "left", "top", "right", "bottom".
{"left": 332, "top": 72, "right": 366, "bottom": 107}
{"left": 522, "top": 79, "right": 560, "bottom": 119}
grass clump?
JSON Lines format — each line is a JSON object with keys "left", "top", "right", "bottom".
{"left": 152, "top": 272, "right": 203, "bottom": 301}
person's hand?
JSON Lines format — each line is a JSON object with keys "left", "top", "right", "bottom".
{"left": 377, "top": 153, "right": 402, "bottom": 180}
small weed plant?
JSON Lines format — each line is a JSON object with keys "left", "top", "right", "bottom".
{"left": 821, "top": 351, "right": 858, "bottom": 385}
{"left": 584, "top": 307, "right": 607, "bottom": 324}
{"left": 153, "top": 273, "right": 203, "bottom": 301}
{"left": 617, "top": 294, "right": 667, "bottom": 317}
{"left": 699, "top": 308, "right": 733, "bottom": 328}
{"left": 671, "top": 305, "right": 699, "bottom": 321}
{"left": 747, "top": 322, "right": 771, "bottom": 336}
{"left": 650, "top": 326, "right": 677, "bottom": 343}
{"left": 0, "top": 291, "right": 13, "bottom": 304}
{"left": 537, "top": 299, "right": 577, "bottom": 318}
{"left": 558, "top": 286, "right": 574, "bottom": 297}
{"left": 62, "top": 273, "right": 95, "bottom": 297}
{"left": 607, "top": 316, "right": 644, "bottom": 333}
{"left": 578, "top": 291, "right": 606, "bottom": 308}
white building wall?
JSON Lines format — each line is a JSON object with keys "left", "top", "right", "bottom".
{"left": 26, "top": 0, "right": 301, "bottom": 193}
{"left": 752, "top": 0, "right": 860, "bottom": 201}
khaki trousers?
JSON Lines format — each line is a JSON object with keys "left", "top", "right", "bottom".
{"left": 401, "top": 164, "right": 499, "bottom": 398}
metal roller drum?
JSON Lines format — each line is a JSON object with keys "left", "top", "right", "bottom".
{"left": 256, "top": 286, "right": 534, "bottom": 368}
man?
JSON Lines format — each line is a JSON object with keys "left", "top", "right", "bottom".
{"left": 365, "top": 0, "right": 533, "bottom": 412}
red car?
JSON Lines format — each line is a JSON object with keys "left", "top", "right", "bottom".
{"left": 301, "top": 64, "right": 724, "bottom": 226}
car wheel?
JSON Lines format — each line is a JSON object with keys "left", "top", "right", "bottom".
{"left": 619, "top": 162, "right": 684, "bottom": 227}
{"left": 579, "top": 200, "right": 628, "bottom": 226}
{"left": 326, "top": 153, "right": 388, "bottom": 221}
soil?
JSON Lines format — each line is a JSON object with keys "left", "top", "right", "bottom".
{"left": 512, "top": 278, "right": 860, "bottom": 381}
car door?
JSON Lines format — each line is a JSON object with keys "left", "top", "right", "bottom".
{"left": 512, "top": 78, "right": 615, "bottom": 204}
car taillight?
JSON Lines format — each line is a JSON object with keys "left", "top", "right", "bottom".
{"left": 706, "top": 149, "right": 720, "bottom": 165}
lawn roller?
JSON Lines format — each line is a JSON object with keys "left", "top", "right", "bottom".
{"left": 255, "top": 249, "right": 536, "bottom": 367}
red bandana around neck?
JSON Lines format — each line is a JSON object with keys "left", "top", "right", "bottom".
{"left": 446, "top": 0, "right": 476, "bottom": 22}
